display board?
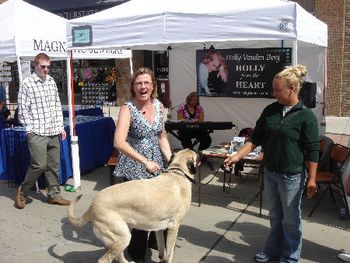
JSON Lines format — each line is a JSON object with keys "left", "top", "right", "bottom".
{"left": 81, "top": 83, "right": 114, "bottom": 105}
{"left": 196, "top": 48, "right": 291, "bottom": 97}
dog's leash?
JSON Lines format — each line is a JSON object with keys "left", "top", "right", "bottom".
{"left": 165, "top": 167, "right": 197, "bottom": 184}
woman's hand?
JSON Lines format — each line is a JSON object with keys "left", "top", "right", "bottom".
{"left": 306, "top": 161, "right": 318, "bottom": 198}
{"left": 306, "top": 178, "right": 317, "bottom": 199}
{"left": 217, "top": 67, "right": 228, "bottom": 82}
{"left": 144, "top": 160, "right": 161, "bottom": 174}
{"left": 224, "top": 142, "right": 255, "bottom": 168}
{"left": 223, "top": 154, "right": 240, "bottom": 168}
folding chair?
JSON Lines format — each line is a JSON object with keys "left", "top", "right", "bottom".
{"left": 308, "top": 143, "right": 350, "bottom": 217}
{"left": 105, "top": 150, "right": 119, "bottom": 186}
{"left": 317, "top": 135, "right": 334, "bottom": 172}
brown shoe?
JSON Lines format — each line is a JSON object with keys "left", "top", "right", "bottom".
{"left": 15, "top": 187, "right": 26, "bottom": 209}
{"left": 48, "top": 197, "right": 71, "bottom": 206}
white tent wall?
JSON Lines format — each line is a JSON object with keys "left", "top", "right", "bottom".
{"left": 298, "top": 44, "right": 327, "bottom": 134}
{"left": 168, "top": 41, "right": 326, "bottom": 148}
{"left": 295, "top": 4, "right": 327, "bottom": 47}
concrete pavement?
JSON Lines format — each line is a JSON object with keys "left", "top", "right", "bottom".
{"left": 0, "top": 159, "right": 349, "bottom": 263}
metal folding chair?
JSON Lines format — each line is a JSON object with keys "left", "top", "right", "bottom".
{"left": 308, "top": 143, "right": 350, "bottom": 217}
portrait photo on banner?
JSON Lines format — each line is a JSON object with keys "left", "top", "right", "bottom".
{"left": 196, "top": 48, "right": 292, "bottom": 98}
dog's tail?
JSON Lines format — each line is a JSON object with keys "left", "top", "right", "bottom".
{"left": 67, "top": 194, "right": 91, "bottom": 227}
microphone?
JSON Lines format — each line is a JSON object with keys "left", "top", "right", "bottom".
{"left": 166, "top": 110, "right": 171, "bottom": 121}
{"left": 167, "top": 101, "right": 184, "bottom": 121}
{"left": 168, "top": 102, "right": 184, "bottom": 111}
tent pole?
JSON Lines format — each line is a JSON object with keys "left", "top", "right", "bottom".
{"left": 129, "top": 56, "right": 134, "bottom": 76}
{"left": 292, "top": 40, "right": 298, "bottom": 65}
{"left": 66, "top": 50, "right": 81, "bottom": 191}
{"left": 16, "top": 56, "right": 23, "bottom": 86}
{"left": 66, "top": 52, "right": 74, "bottom": 138}
{"left": 319, "top": 48, "right": 328, "bottom": 135}
{"left": 323, "top": 48, "right": 328, "bottom": 116}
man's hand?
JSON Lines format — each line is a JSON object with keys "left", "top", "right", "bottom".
{"left": 60, "top": 130, "right": 66, "bottom": 140}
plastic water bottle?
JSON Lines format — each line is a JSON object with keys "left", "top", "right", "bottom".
{"left": 228, "top": 141, "right": 235, "bottom": 154}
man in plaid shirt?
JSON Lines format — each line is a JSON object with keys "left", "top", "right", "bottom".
{"left": 15, "top": 53, "right": 70, "bottom": 209}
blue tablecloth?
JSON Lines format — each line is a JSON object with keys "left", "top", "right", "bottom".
{"left": 0, "top": 127, "right": 71, "bottom": 185}
{"left": 62, "top": 107, "right": 103, "bottom": 118}
{"left": 65, "top": 116, "right": 116, "bottom": 174}
{"left": 0, "top": 117, "right": 115, "bottom": 185}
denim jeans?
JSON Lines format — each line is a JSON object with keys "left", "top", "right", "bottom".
{"left": 262, "top": 168, "right": 306, "bottom": 263}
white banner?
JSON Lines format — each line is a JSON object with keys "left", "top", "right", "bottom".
{"left": 72, "top": 49, "right": 132, "bottom": 59}
{"left": 31, "top": 38, "right": 132, "bottom": 59}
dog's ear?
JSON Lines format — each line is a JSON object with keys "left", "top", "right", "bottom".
{"left": 168, "top": 153, "right": 175, "bottom": 165}
{"left": 186, "top": 159, "right": 197, "bottom": 174}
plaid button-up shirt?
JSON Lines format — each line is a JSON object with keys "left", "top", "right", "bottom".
{"left": 18, "top": 72, "right": 64, "bottom": 136}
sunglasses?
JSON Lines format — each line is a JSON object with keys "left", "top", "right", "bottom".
{"left": 40, "top": 65, "right": 51, "bottom": 69}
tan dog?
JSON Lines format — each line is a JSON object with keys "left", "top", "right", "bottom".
{"left": 68, "top": 148, "right": 198, "bottom": 263}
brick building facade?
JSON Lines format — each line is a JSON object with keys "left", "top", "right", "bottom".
{"left": 296, "top": 0, "right": 350, "bottom": 116}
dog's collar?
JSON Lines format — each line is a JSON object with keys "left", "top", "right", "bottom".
{"left": 166, "top": 167, "right": 197, "bottom": 184}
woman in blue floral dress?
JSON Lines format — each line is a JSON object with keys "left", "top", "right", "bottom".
{"left": 113, "top": 67, "right": 172, "bottom": 262}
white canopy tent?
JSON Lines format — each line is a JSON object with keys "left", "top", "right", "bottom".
{"left": 66, "top": 0, "right": 327, "bottom": 152}
{"left": 66, "top": 0, "right": 327, "bottom": 49}
{"left": 66, "top": 0, "right": 327, "bottom": 144}
{"left": 0, "top": 0, "right": 132, "bottom": 79}
{"left": 0, "top": 0, "right": 133, "bottom": 190}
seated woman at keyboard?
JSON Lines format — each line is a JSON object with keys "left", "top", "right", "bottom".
{"left": 177, "top": 92, "right": 211, "bottom": 150}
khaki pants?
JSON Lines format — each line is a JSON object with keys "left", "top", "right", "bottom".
{"left": 21, "top": 134, "right": 61, "bottom": 199}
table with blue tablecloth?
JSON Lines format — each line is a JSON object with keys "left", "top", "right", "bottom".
{"left": 65, "top": 116, "right": 116, "bottom": 174}
{"left": 62, "top": 107, "right": 103, "bottom": 118}
{"left": 0, "top": 116, "right": 115, "bottom": 185}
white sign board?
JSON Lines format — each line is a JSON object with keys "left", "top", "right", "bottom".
{"left": 0, "top": 65, "right": 12, "bottom": 82}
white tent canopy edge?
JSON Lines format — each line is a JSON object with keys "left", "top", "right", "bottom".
{"left": 66, "top": 0, "right": 327, "bottom": 50}
{"left": 0, "top": 0, "right": 132, "bottom": 61}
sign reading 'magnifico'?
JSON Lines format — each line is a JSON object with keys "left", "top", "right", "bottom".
{"left": 196, "top": 48, "right": 291, "bottom": 98}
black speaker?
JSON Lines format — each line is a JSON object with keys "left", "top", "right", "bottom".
{"left": 300, "top": 82, "right": 316, "bottom": 108}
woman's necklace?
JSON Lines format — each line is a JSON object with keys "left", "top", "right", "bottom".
{"left": 136, "top": 101, "right": 153, "bottom": 115}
